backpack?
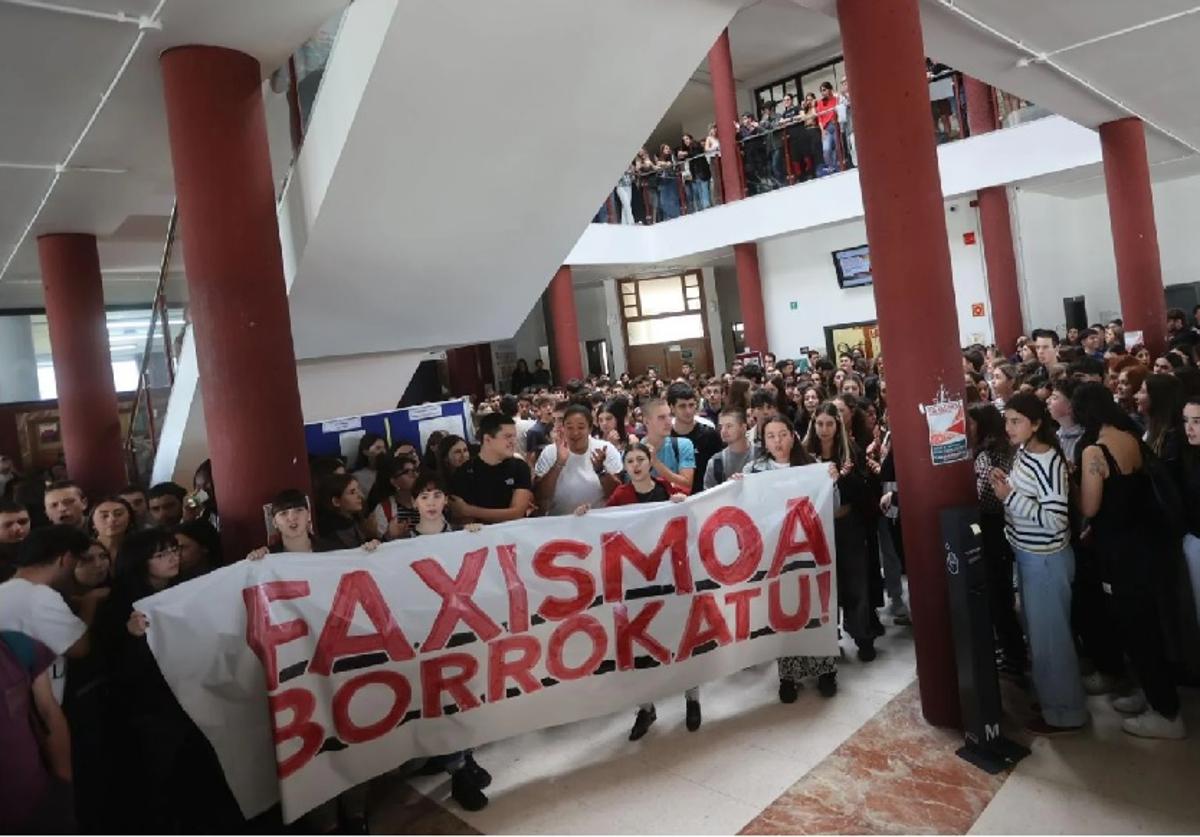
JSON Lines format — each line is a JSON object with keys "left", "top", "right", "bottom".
{"left": 711, "top": 452, "right": 725, "bottom": 486}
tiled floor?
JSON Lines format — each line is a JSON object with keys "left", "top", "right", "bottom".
{"left": 370, "top": 617, "right": 1200, "bottom": 835}
{"left": 969, "top": 688, "right": 1200, "bottom": 835}
{"left": 392, "top": 619, "right": 919, "bottom": 835}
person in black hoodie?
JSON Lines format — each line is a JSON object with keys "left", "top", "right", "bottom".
{"left": 100, "top": 528, "right": 242, "bottom": 833}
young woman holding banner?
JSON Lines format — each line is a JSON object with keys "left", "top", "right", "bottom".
{"left": 578, "top": 443, "right": 690, "bottom": 740}
{"left": 740, "top": 415, "right": 841, "bottom": 702}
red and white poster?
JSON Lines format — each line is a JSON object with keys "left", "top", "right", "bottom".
{"left": 137, "top": 466, "right": 838, "bottom": 822}
{"left": 924, "top": 398, "right": 969, "bottom": 465}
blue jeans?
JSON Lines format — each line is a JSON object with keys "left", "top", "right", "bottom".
{"left": 1014, "top": 544, "right": 1088, "bottom": 726}
{"left": 821, "top": 122, "right": 839, "bottom": 174}
{"left": 658, "top": 180, "right": 680, "bottom": 219}
{"left": 690, "top": 179, "right": 711, "bottom": 211}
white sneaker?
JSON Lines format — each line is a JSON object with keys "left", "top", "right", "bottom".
{"left": 1082, "top": 671, "right": 1117, "bottom": 695}
{"left": 1122, "top": 709, "right": 1186, "bottom": 740}
{"left": 1111, "top": 691, "right": 1147, "bottom": 714}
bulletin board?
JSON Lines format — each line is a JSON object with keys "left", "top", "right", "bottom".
{"left": 303, "top": 397, "right": 475, "bottom": 463}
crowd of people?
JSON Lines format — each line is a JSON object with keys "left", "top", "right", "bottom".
{"left": 599, "top": 62, "right": 974, "bottom": 225}
{"left": 600, "top": 79, "right": 855, "bottom": 225}
{"left": 4, "top": 305, "right": 1200, "bottom": 832}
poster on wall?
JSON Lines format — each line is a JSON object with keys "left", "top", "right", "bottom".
{"left": 924, "top": 398, "right": 969, "bottom": 465}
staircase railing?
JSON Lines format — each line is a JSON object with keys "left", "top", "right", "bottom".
{"left": 123, "top": 10, "right": 345, "bottom": 485}
{"left": 125, "top": 205, "right": 182, "bottom": 485}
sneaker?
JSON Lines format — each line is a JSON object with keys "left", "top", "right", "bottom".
{"left": 817, "top": 672, "right": 838, "bottom": 697}
{"left": 685, "top": 698, "right": 702, "bottom": 732}
{"left": 463, "top": 753, "right": 491, "bottom": 789}
{"left": 856, "top": 639, "right": 877, "bottom": 663}
{"left": 1111, "top": 691, "right": 1147, "bottom": 714}
{"left": 778, "top": 678, "right": 800, "bottom": 704}
{"left": 892, "top": 612, "right": 912, "bottom": 627}
{"left": 451, "top": 769, "right": 489, "bottom": 811}
{"left": 629, "top": 707, "right": 657, "bottom": 740}
{"left": 1025, "top": 718, "right": 1085, "bottom": 737}
{"left": 1082, "top": 671, "right": 1118, "bottom": 696}
{"left": 1122, "top": 709, "right": 1186, "bottom": 740}
{"left": 887, "top": 599, "right": 909, "bottom": 618}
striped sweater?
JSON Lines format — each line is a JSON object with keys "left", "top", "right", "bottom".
{"left": 1003, "top": 446, "right": 1070, "bottom": 554}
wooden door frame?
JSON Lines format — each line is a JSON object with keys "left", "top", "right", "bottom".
{"left": 617, "top": 270, "right": 711, "bottom": 375}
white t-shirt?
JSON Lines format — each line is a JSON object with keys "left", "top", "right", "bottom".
{"left": 534, "top": 437, "right": 623, "bottom": 516}
{"left": 515, "top": 418, "right": 537, "bottom": 455}
{"left": 0, "top": 577, "right": 87, "bottom": 704}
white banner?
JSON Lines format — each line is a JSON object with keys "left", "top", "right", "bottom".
{"left": 137, "top": 466, "right": 838, "bottom": 822}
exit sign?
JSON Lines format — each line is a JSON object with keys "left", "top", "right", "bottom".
{"left": 789, "top": 301, "right": 799, "bottom": 310}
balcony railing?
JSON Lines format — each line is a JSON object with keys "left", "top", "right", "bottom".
{"left": 596, "top": 76, "right": 1040, "bottom": 226}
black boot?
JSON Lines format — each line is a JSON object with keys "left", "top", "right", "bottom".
{"left": 629, "top": 706, "right": 657, "bottom": 741}
{"left": 856, "top": 638, "right": 877, "bottom": 662}
{"left": 463, "top": 752, "right": 491, "bottom": 789}
{"left": 685, "top": 698, "right": 702, "bottom": 732}
{"left": 818, "top": 672, "right": 838, "bottom": 697}
{"left": 778, "top": 678, "right": 799, "bottom": 704}
{"left": 451, "top": 769, "right": 489, "bottom": 812}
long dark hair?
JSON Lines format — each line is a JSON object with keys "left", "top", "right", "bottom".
{"left": 436, "top": 434, "right": 468, "bottom": 481}
{"left": 1143, "top": 373, "right": 1183, "bottom": 457}
{"left": 601, "top": 397, "right": 631, "bottom": 439}
{"left": 315, "top": 473, "right": 358, "bottom": 519}
{"left": 754, "top": 415, "right": 813, "bottom": 467}
{"left": 803, "top": 402, "right": 854, "bottom": 464}
{"left": 115, "top": 527, "right": 178, "bottom": 589}
{"left": 967, "top": 403, "right": 1010, "bottom": 463}
{"left": 1070, "top": 382, "right": 1141, "bottom": 469}
{"left": 175, "top": 520, "right": 224, "bottom": 574}
{"left": 366, "top": 454, "right": 418, "bottom": 512}
{"left": 353, "top": 433, "right": 385, "bottom": 471}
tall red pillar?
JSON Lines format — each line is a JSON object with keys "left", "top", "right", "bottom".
{"left": 1100, "top": 117, "right": 1167, "bottom": 358}
{"left": 838, "top": 0, "right": 972, "bottom": 727}
{"left": 962, "top": 76, "right": 1025, "bottom": 353}
{"left": 734, "top": 243, "right": 769, "bottom": 354}
{"left": 160, "top": 46, "right": 310, "bottom": 560}
{"left": 446, "top": 345, "right": 487, "bottom": 402}
{"left": 710, "top": 31, "right": 769, "bottom": 357}
{"left": 548, "top": 266, "right": 584, "bottom": 383}
{"left": 37, "top": 234, "right": 126, "bottom": 499}
{"left": 708, "top": 29, "right": 745, "bottom": 203}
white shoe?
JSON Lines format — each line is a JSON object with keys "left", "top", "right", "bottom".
{"left": 1111, "top": 691, "right": 1147, "bottom": 714}
{"left": 1122, "top": 709, "right": 1186, "bottom": 740}
{"left": 1082, "top": 671, "right": 1117, "bottom": 696}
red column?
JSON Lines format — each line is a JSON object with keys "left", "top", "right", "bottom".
{"left": 160, "top": 46, "right": 310, "bottom": 560}
{"left": 1100, "top": 117, "right": 1167, "bottom": 358}
{"left": 977, "top": 188, "right": 1025, "bottom": 353}
{"left": 962, "top": 75, "right": 998, "bottom": 136}
{"left": 838, "top": 0, "right": 972, "bottom": 727}
{"left": 37, "top": 234, "right": 126, "bottom": 498}
{"left": 548, "top": 266, "right": 584, "bottom": 383}
{"left": 708, "top": 29, "right": 745, "bottom": 203}
{"left": 961, "top": 76, "right": 1024, "bottom": 352}
{"left": 734, "top": 243, "right": 769, "bottom": 354}
{"left": 446, "top": 345, "right": 486, "bottom": 402}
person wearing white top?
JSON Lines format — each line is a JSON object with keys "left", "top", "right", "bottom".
{"left": 533, "top": 405, "right": 622, "bottom": 516}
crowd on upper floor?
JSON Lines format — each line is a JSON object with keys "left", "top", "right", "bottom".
{"left": 3, "top": 303, "right": 1199, "bottom": 833}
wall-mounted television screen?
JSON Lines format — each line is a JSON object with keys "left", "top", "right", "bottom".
{"left": 832, "top": 244, "right": 872, "bottom": 289}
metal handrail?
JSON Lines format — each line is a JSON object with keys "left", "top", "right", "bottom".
{"left": 124, "top": 204, "right": 179, "bottom": 480}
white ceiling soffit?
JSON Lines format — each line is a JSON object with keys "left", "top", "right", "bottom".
{"left": 0, "top": 0, "right": 348, "bottom": 307}
{"left": 916, "top": 0, "right": 1200, "bottom": 164}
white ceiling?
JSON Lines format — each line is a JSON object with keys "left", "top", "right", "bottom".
{"left": 5, "top": 0, "right": 1200, "bottom": 311}
{"left": 647, "top": 0, "right": 841, "bottom": 147}
{"left": 911, "top": 0, "right": 1200, "bottom": 194}
{"left": 0, "top": 0, "right": 347, "bottom": 308}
